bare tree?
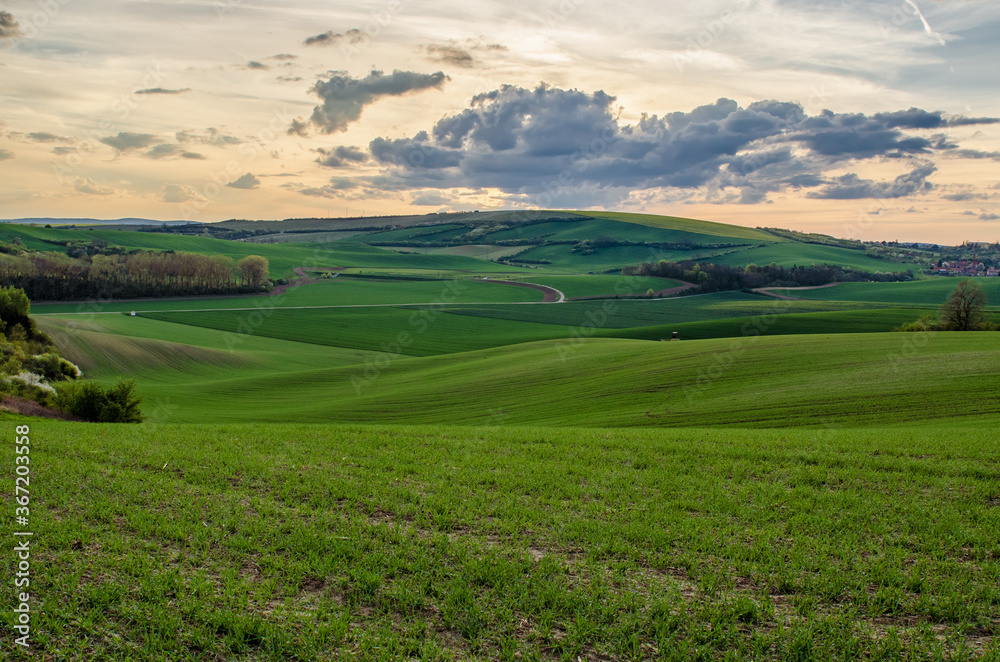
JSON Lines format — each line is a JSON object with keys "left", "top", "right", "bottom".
{"left": 939, "top": 280, "right": 987, "bottom": 330}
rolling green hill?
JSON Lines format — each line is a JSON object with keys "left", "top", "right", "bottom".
{"left": 35, "top": 310, "right": 1000, "bottom": 428}
{"left": 10, "top": 209, "right": 999, "bottom": 661}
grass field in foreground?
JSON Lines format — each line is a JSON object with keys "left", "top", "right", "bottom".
{"left": 3, "top": 422, "right": 997, "bottom": 661}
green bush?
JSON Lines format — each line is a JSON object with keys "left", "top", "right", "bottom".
{"left": 56, "top": 379, "right": 143, "bottom": 423}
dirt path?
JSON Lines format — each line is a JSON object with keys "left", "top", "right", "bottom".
{"left": 269, "top": 267, "right": 329, "bottom": 297}
{"left": 482, "top": 280, "right": 565, "bottom": 303}
{"left": 752, "top": 282, "right": 841, "bottom": 300}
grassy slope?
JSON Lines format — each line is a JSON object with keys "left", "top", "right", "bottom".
{"left": 572, "top": 211, "right": 778, "bottom": 242}
{"left": 607, "top": 309, "right": 936, "bottom": 341}
{"left": 138, "top": 308, "right": 573, "bottom": 357}
{"left": 444, "top": 293, "right": 872, "bottom": 329}
{"left": 31, "top": 279, "right": 542, "bottom": 315}
{"left": 5, "top": 421, "right": 997, "bottom": 660}
{"left": 0, "top": 225, "right": 529, "bottom": 277}
{"left": 503, "top": 275, "right": 682, "bottom": 299}
{"left": 36, "top": 312, "right": 1000, "bottom": 428}
{"left": 706, "top": 242, "right": 922, "bottom": 272}
{"left": 770, "top": 278, "right": 1000, "bottom": 306}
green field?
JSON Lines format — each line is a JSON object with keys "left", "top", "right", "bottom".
{"left": 0, "top": 225, "right": 532, "bottom": 278}
{"left": 502, "top": 275, "right": 682, "bottom": 299}
{"left": 770, "top": 278, "right": 1000, "bottom": 306}
{"left": 706, "top": 242, "right": 922, "bottom": 272}
{"left": 6, "top": 211, "right": 999, "bottom": 660}
{"left": 4, "top": 421, "right": 998, "bottom": 660}
{"left": 31, "top": 278, "right": 542, "bottom": 315}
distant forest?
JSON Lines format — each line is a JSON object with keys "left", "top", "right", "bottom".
{"left": 0, "top": 239, "right": 270, "bottom": 301}
{"left": 624, "top": 260, "right": 913, "bottom": 293}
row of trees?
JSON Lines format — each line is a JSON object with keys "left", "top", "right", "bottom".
{"left": 623, "top": 260, "right": 912, "bottom": 294}
{"left": 0, "top": 245, "right": 270, "bottom": 301}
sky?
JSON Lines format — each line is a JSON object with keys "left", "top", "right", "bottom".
{"left": 1, "top": 0, "right": 998, "bottom": 243}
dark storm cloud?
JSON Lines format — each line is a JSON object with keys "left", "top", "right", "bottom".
{"left": 292, "top": 69, "right": 449, "bottom": 135}
{"left": 100, "top": 132, "right": 157, "bottom": 153}
{"left": 806, "top": 164, "right": 937, "bottom": 200}
{"left": 344, "top": 84, "right": 997, "bottom": 204}
{"left": 315, "top": 145, "right": 369, "bottom": 168}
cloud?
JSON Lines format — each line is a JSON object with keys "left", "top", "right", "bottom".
{"left": 304, "top": 29, "right": 365, "bottom": 47}
{"left": 0, "top": 12, "right": 21, "bottom": 39}
{"left": 425, "top": 44, "right": 475, "bottom": 68}
{"left": 73, "top": 177, "right": 115, "bottom": 196}
{"left": 0, "top": 149, "right": 14, "bottom": 161}
{"left": 245, "top": 61, "right": 270, "bottom": 70}
{"left": 411, "top": 192, "right": 454, "bottom": 206}
{"left": 942, "top": 192, "right": 986, "bottom": 202}
{"left": 422, "top": 39, "right": 509, "bottom": 68}
{"left": 269, "top": 54, "right": 297, "bottom": 61}
{"left": 161, "top": 183, "right": 202, "bottom": 203}
{"left": 23, "top": 132, "right": 73, "bottom": 143}
{"left": 175, "top": 128, "right": 242, "bottom": 146}
{"left": 315, "top": 145, "right": 368, "bottom": 168}
{"left": 145, "top": 144, "right": 182, "bottom": 159}
{"left": 350, "top": 83, "right": 996, "bottom": 205}
{"left": 806, "top": 164, "right": 937, "bottom": 200}
{"left": 143, "top": 144, "right": 206, "bottom": 160}
{"left": 292, "top": 69, "right": 449, "bottom": 135}
{"left": 299, "top": 177, "right": 359, "bottom": 198}
{"left": 227, "top": 173, "right": 259, "bottom": 189}
{"left": 100, "top": 132, "right": 157, "bottom": 153}
{"left": 981, "top": 213, "right": 1000, "bottom": 221}
{"left": 135, "top": 87, "right": 191, "bottom": 95}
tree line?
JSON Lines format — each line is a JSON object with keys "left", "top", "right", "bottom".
{"left": 623, "top": 260, "right": 913, "bottom": 294}
{"left": 0, "top": 242, "right": 270, "bottom": 301}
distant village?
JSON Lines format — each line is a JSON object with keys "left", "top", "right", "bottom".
{"left": 935, "top": 260, "right": 1000, "bottom": 277}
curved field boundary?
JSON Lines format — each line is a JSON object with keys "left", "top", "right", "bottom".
{"left": 481, "top": 279, "right": 565, "bottom": 303}
{"left": 568, "top": 281, "right": 697, "bottom": 301}
{"left": 753, "top": 282, "right": 841, "bottom": 300}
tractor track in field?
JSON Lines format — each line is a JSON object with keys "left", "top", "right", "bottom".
{"left": 753, "top": 282, "right": 842, "bottom": 300}
{"left": 479, "top": 279, "right": 564, "bottom": 303}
